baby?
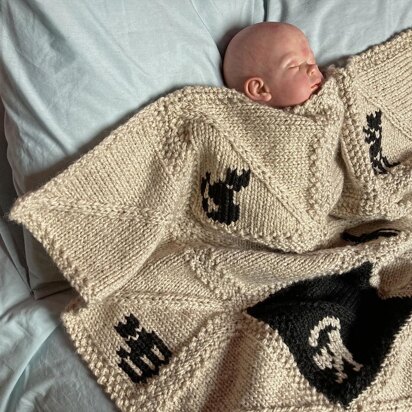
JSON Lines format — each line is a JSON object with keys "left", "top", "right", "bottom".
{"left": 223, "top": 22, "right": 324, "bottom": 108}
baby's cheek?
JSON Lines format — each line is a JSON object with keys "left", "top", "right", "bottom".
{"left": 291, "top": 77, "right": 312, "bottom": 102}
{"left": 277, "top": 75, "right": 312, "bottom": 107}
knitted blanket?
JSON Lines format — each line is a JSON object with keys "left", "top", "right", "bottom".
{"left": 9, "top": 29, "right": 412, "bottom": 411}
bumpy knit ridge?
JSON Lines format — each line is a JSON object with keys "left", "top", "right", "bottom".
{"left": 8, "top": 28, "right": 412, "bottom": 411}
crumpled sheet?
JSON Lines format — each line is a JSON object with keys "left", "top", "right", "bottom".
{"left": 0, "top": 241, "right": 112, "bottom": 412}
{"left": 1, "top": 0, "right": 412, "bottom": 411}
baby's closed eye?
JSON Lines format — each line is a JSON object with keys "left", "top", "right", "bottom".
{"left": 289, "top": 57, "right": 316, "bottom": 68}
{"left": 288, "top": 61, "right": 303, "bottom": 68}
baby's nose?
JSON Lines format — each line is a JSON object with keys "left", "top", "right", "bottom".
{"left": 307, "top": 63, "right": 318, "bottom": 75}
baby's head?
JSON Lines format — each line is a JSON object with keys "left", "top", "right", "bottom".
{"left": 223, "top": 22, "right": 324, "bottom": 108}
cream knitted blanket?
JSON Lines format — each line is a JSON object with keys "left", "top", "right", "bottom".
{"left": 9, "top": 29, "right": 412, "bottom": 411}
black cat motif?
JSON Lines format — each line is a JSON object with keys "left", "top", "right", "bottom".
{"left": 200, "top": 167, "right": 251, "bottom": 225}
{"left": 363, "top": 110, "right": 399, "bottom": 175}
{"left": 114, "top": 314, "right": 172, "bottom": 384}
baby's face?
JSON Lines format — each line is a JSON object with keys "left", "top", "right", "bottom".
{"left": 263, "top": 31, "right": 324, "bottom": 107}
{"left": 223, "top": 23, "right": 325, "bottom": 108}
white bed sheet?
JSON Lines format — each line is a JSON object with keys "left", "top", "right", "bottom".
{"left": 0, "top": 241, "right": 90, "bottom": 411}
{"left": 1, "top": 1, "right": 412, "bottom": 411}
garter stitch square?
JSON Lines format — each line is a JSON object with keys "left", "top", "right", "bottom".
{"left": 8, "top": 28, "right": 412, "bottom": 411}
{"left": 332, "top": 28, "right": 412, "bottom": 220}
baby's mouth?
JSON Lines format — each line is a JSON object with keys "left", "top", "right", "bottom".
{"left": 311, "top": 83, "right": 321, "bottom": 93}
{"left": 312, "top": 73, "right": 325, "bottom": 92}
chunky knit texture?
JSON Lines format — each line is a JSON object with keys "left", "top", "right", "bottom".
{"left": 8, "top": 28, "right": 412, "bottom": 411}
{"left": 332, "top": 28, "right": 412, "bottom": 220}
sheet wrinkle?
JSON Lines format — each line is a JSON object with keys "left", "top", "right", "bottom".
{"left": 0, "top": 323, "right": 59, "bottom": 410}
{"left": 2, "top": 70, "right": 70, "bottom": 159}
{"left": 81, "top": 3, "right": 154, "bottom": 84}
{"left": 189, "top": 0, "right": 222, "bottom": 55}
{"left": 0, "top": 228, "right": 29, "bottom": 290}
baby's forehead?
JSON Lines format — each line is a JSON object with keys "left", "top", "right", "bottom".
{"left": 278, "top": 37, "right": 312, "bottom": 56}
{"left": 264, "top": 32, "right": 312, "bottom": 63}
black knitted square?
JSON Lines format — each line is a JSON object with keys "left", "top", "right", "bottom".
{"left": 247, "top": 262, "right": 412, "bottom": 407}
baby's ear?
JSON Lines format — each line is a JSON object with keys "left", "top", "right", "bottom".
{"left": 244, "top": 77, "right": 272, "bottom": 102}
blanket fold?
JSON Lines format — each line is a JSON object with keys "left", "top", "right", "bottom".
{"left": 9, "top": 77, "right": 347, "bottom": 302}
{"left": 8, "top": 28, "right": 412, "bottom": 411}
{"left": 332, "top": 28, "right": 412, "bottom": 220}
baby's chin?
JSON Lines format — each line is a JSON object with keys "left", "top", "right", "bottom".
{"left": 268, "top": 84, "right": 321, "bottom": 109}
{"left": 269, "top": 92, "right": 314, "bottom": 108}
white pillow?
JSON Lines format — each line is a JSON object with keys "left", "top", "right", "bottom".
{"left": 1, "top": 0, "right": 411, "bottom": 298}
{"left": 0, "top": 0, "right": 264, "bottom": 298}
